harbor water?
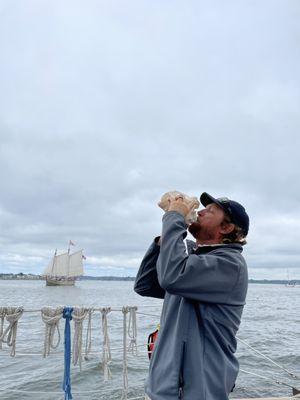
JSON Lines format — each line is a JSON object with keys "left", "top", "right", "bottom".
{"left": 0, "top": 281, "right": 299, "bottom": 399}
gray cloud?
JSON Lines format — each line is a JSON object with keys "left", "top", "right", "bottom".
{"left": 0, "top": 0, "right": 300, "bottom": 279}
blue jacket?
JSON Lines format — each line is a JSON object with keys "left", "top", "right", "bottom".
{"left": 134, "top": 211, "right": 248, "bottom": 400}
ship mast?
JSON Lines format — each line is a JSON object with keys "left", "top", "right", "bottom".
{"left": 50, "top": 249, "right": 57, "bottom": 277}
{"left": 67, "top": 242, "right": 71, "bottom": 278}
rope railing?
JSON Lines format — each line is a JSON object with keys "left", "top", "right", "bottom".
{"left": 0, "top": 304, "right": 146, "bottom": 400}
{"left": 1, "top": 304, "right": 299, "bottom": 399}
{"left": 19, "top": 304, "right": 160, "bottom": 313}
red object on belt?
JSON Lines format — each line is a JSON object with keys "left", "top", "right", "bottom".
{"left": 147, "top": 325, "right": 160, "bottom": 360}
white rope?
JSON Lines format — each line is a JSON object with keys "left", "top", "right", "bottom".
{"left": 122, "top": 306, "right": 130, "bottom": 400}
{"left": 0, "top": 306, "right": 24, "bottom": 356}
{"left": 0, "top": 307, "right": 6, "bottom": 350}
{"left": 237, "top": 336, "right": 300, "bottom": 380}
{"left": 240, "top": 368, "right": 300, "bottom": 391}
{"left": 72, "top": 307, "right": 89, "bottom": 370}
{"left": 41, "top": 306, "right": 64, "bottom": 357}
{"left": 101, "top": 307, "right": 112, "bottom": 381}
{"left": 127, "top": 306, "right": 138, "bottom": 356}
{"left": 84, "top": 308, "right": 94, "bottom": 361}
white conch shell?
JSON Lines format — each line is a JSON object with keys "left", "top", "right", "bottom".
{"left": 158, "top": 191, "right": 200, "bottom": 224}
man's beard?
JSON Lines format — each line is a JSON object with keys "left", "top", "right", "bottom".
{"left": 188, "top": 222, "right": 215, "bottom": 241}
{"left": 188, "top": 222, "right": 202, "bottom": 239}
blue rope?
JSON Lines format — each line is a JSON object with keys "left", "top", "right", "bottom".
{"left": 62, "top": 307, "right": 73, "bottom": 400}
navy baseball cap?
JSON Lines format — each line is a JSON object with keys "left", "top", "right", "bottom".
{"left": 200, "top": 192, "right": 249, "bottom": 236}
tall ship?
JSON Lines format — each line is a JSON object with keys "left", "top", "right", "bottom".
{"left": 43, "top": 242, "right": 85, "bottom": 286}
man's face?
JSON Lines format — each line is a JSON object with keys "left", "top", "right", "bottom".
{"left": 188, "top": 203, "right": 226, "bottom": 241}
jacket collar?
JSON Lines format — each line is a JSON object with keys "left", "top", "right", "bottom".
{"left": 186, "top": 240, "right": 243, "bottom": 255}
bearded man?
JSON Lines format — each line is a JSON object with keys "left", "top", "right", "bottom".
{"left": 134, "top": 192, "right": 249, "bottom": 400}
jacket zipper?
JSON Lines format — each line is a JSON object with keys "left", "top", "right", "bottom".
{"left": 178, "top": 386, "right": 183, "bottom": 399}
{"left": 178, "top": 342, "right": 185, "bottom": 399}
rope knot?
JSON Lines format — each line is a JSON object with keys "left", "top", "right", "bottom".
{"left": 63, "top": 307, "right": 73, "bottom": 321}
{"left": 41, "top": 306, "right": 64, "bottom": 357}
{"left": 0, "top": 306, "right": 24, "bottom": 356}
{"left": 122, "top": 306, "right": 130, "bottom": 314}
{"left": 101, "top": 307, "right": 111, "bottom": 316}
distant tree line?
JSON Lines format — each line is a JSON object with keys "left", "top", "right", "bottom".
{"left": 0, "top": 273, "right": 299, "bottom": 284}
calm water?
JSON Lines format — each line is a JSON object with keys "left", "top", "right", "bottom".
{"left": 0, "top": 281, "right": 299, "bottom": 399}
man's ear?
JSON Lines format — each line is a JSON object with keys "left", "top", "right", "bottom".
{"left": 220, "top": 222, "right": 235, "bottom": 235}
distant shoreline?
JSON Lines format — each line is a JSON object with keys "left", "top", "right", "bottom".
{"left": 0, "top": 273, "right": 135, "bottom": 281}
{"left": 0, "top": 273, "right": 299, "bottom": 284}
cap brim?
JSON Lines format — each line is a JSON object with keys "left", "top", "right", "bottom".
{"left": 200, "top": 192, "right": 220, "bottom": 207}
{"left": 200, "top": 192, "right": 228, "bottom": 215}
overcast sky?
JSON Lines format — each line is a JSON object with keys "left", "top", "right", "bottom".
{"left": 0, "top": 0, "right": 299, "bottom": 279}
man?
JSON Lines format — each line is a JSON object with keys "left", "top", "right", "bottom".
{"left": 134, "top": 192, "right": 249, "bottom": 400}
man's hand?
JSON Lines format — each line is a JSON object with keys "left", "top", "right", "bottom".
{"left": 158, "top": 191, "right": 200, "bottom": 224}
{"left": 168, "top": 196, "right": 193, "bottom": 218}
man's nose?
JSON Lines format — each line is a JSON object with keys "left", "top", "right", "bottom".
{"left": 198, "top": 209, "right": 205, "bottom": 217}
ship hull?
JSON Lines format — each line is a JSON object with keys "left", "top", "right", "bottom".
{"left": 46, "top": 277, "right": 76, "bottom": 286}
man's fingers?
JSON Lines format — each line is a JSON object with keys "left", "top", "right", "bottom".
{"left": 173, "top": 195, "right": 184, "bottom": 202}
{"left": 172, "top": 197, "right": 196, "bottom": 209}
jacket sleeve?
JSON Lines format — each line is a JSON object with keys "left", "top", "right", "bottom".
{"left": 156, "top": 211, "right": 242, "bottom": 304}
{"left": 134, "top": 239, "right": 165, "bottom": 299}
